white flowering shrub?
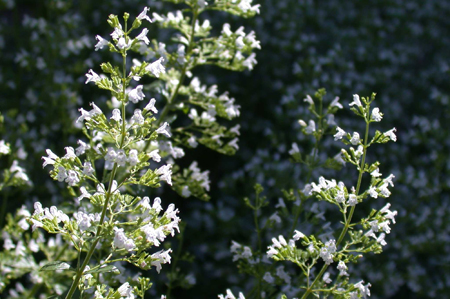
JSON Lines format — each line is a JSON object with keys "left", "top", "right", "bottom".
{"left": 0, "top": 0, "right": 448, "bottom": 298}
{"left": 0, "top": 1, "right": 260, "bottom": 297}
{"left": 226, "top": 92, "right": 398, "bottom": 298}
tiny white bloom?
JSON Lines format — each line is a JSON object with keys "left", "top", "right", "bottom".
{"left": 128, "top": 85, "right": 145, "bottom": 103}
{"left": 137, "top": 7, "right": 153, "bottom": 23}
{"left": 111, "top": 108, "right": 122, "bottom": 122}
{"left": 304, "top": 95, "right": 313, "bottom": 105}
{"left": 384, "top": 127, "right": 397, "bottom": 142}
{"left": 349, "top": 94, "right": 362, "bottom": 107}
{"left": 94, "top": 35, "right": 109, "bottom": 51}
{"left": 348, "top": 194, "right": 358, "bottom": 206}
{"left": 350, "top": 132, "right": 360, "bottom": 145}
{"left": 371, "top": 107, "right": 383, "bottom": 122}
{"left": 144, "top": 98, "right": 158, "bottom": 114}
{"left": 146, "top": 57, "right": 166, "bottom": 78}
{"left": 85, "top": 69, "right": 101, "bottom": 84}
{"left": 156, "top": 122, "right": 171, "bottom": 138}
{"left": 136, "top": 28, "right": 150, "bottom": 45}
{"left": 334, "top": 127, "right": 346, "bottom": 140}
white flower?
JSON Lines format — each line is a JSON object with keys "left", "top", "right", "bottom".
{"left": 113, "top": 227, "right": 136, "bottom": 252}
{"left": 144, "top": 98, "right": 158, "bottom": 114}
{"left": 368, "top": 186, "right": 378, "bottom": 198}
{"left": 181, "top": 186, "right": 191, "bottom": 197}
{"left": 149, "top": 149, "right": 161, "bottom": 162}
{"left": 187, "top": 136, "right": 198, "bottom": 148}
{"left": 354, "top": 145, "right": 364, "bottom": 158}
{"left": 305, "top": 120, "right": 316, "bottom": 134}
{"left": 155, "top": 164, "right": 172, "bottom": 185}
{"left": 384, "top": 128, "right": 397, "bottom": 141}
{"left": 304, "top": 95, "right": 314, "bottom": 105}
{"left": 65, "top": 170, "right": 80, "bottom": 186}
{"left": 56, "top": 166, "right": 67, "bottom": 182}
{"left": 94, "top": 35, "right": 109, "bottom": 51}
{"left": 228, "top": 138, "right": 239, "bottom": 150}
{"left": 156, "top": 122, "right": 171, "bottom": 137}
{"left": 266, "top": 246, "right": 278, "bottom": 258}
{"left": 371, "top": 107, "right": 383, "bottom": 122}
{"left": 197, "top": 0, "right": 208, "bottom": 8}
{"left": 130, "top": 109, "right": 145, "bottom": 125}
{"left": 76, "top": 140, "right": 90, "bottom": 156}
{"left": 243, "top": 53, "right": 257, "bottom": 70}
{"left": 337, "top": 261, "right": 349, "bottom": 276}
{"left": 136, "top": 28, "right": 150, "bottom": 45}
{"left": 128, "top": 149, "right": 139, "bottom": 166}
{"left": 323, "top": 272, "right": 332, "bottom": 284}
{"left": 319, "top": 239, "right": 336, "bottom": 265}
{"left": 42, "top": 149, "right": 58, "bottom": 168}
{"left": 137, "top": 7, "right": 153, "bottom": 23}
{"left": 289, "top": 143, "right": 300, "bottom": 155}
{"left": 293, "top": 230, "right": 305, "bottom": 241}
{"left": 0, "top": 140, "right": 10, "bottom": 155}
{"left": 350, "top": 132, "right": 360, "bottom": 145}
{"left": 334, "top": 127, "right": 346, "bottom": 140}
{"left": 146, "top": 57, "right": 165, "bottom": 78}
{"left": 117, "top": 282, "right": 135, "bottom": 298}
{"left": 85, "top": 69, "right": 101, "bottom": 84}
{"left": 110, "top": 27, "right": 123, "bottom": 40}
{"left": 348, "top": 194, "right": 358, "bottom": 206}
{"left": 349, "top": 94, "right": 362, "bottom": 107}
{"left": 222, "top": 23, "right": 232, "bottom": 36}
{"left": 235, "top": 36, "right": 245, "bottom": 49}
{"left": 354, "top": 281, "right": 371, "bottom": 297}
{"left": 128, "top": 85, "right": 145, "bottom": 103}
{"left": 370, "top": 168, "right": 382, "bottom": 177}
{"left": 330, "top": 96, "right": 343, "bottom": 109}
{"left": 115, "top": 149, "right": 127, "bottom": 167}
{"left": 111, "top": 108, "right": 122, "bottom": 122}
{"left": 117, "top": 37, "right": 132, "bottom": 50}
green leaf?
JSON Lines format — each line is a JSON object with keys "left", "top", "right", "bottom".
{"left": 85, "top": 265, "right": 119, "bottom": 275}
{"left": 40, "top": 261, "right": 74, "bottom": 272}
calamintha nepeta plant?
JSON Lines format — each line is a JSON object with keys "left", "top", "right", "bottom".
{"left": 226, "top": 92, "right": 398, "bottom": 299}
{"left": 4, "top": 1, "right": 261, "bottom": 298}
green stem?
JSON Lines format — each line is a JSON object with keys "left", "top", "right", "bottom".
{"left": 300, "top": 117, "right": 370, "bottom": 299}
{"left": 65, "top": 22, "right": 130, "bottom": 299}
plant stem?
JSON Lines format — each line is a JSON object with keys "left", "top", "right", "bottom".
{"left": 65, "top": 22, "right": 129, "bottom": 299}
{"left": 300, "top": 118, "right": 371, "bottom": 299}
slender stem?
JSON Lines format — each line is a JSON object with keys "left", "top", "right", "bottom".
{"left": 65, "top": 22, "right": 129, "bottom": 299}
{"left": 300, "top": 117, "right": 371, "bottom": 299}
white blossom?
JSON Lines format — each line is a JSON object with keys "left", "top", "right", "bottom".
{"left": 349, "top": 94, "right": 362, "bottom": 107}
{"left": 128, "top": 85, "right": 145, "bottom": 103}
{"left": 94, "top": 35, "right": 109, "bottom": 51}
{"left": 137, "top": 7, "right": 153, "bottom": 23}
{"left": 371, "top": 107, "right": 383, "bottom": 122}
{"left": 156, "top": 122, "right": 171, "bottom": 137}
{"left": 146, "top": 57, "right": 165, "bottom": 78}
{"left": 144, "top": 98, "right": 158, "bottom": 114}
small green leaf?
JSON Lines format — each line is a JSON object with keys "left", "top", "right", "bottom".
{"left": 40, "top": 261, "right": 74, "bottom": 272}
